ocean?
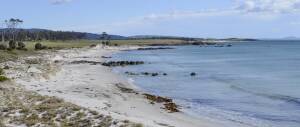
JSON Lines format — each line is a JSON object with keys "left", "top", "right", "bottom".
{"left": 112, "top": 41, "right": 300, "bottom": 127}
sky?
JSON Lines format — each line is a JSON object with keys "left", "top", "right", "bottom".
{"left": 1, "top": 0, "right": 300, "bottom": 38}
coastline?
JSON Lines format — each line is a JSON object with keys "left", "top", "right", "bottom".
{"left": 4, "top": 45, "right": 235, "bottom": 127}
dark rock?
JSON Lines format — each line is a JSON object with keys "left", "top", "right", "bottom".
{"left": 71, "top": 60, "right": 102, "bottom": 65}
{"left": 151, "top": 73, "right": 159, "bottom": 77}
{"left": 102, "top": 61, "right": 144, "bottom": 67}
{"left": 190, "top": 72, "right": 197, "bottom": 76}
{"left": 101, "top": 56, "right": 112, "bottom": 59}
{"left": 124, "top": 72, "right": 139, "bottom": 76}
{"left": 142, "top": 72, "right": 149, "bottom": 75}
{"left": 137, "top": 47, "right": 174, "bottom": 50}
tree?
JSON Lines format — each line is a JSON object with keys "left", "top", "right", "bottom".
{"left": 5, "top": 18, "right": 23, "bottom": 41}
{"left": 1, "top": 22, "right": 4, "bottom": 43}
{"left": 101, "top": 32, "right": 110, "bottom": 46}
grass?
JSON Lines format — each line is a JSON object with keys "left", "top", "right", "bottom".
{"left": 0, "top": 40, "right": 101, "bottom": 62}
{"left": 0, "top": 76, "right": 8, "bottom": 82}
{"left": 0, "top": 80, "right": 143, "bottom": 126}
{"left": 0, "top": 39, "right": 149, "bottom": 126}
{"left": 109, "top": 39, "right": 187, "bottom": 46}
{"left": 1, "top": 39, "right": 184, "bottom": 62}
{"left": 0, "top": 68, "right": 4, "bottom": 75}
{"left": 25, "top": 40, "right": 101, "bottom": 50}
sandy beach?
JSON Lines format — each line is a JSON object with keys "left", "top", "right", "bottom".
{"left": 3, "top": 45, "right": 239, "bottom": 127}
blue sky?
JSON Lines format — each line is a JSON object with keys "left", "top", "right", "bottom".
{"left": 1, "top": 0, "right": 300, "bottom": 38}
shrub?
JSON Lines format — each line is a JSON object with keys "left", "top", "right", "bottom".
{"left": 35, "top": 43, "right": 42, "bottom": 50}
{"left": 6, "top": 48, "right": 13, "bottom": 51}
{"left": 0, "top": 76, "right": 8, "bottom": 82}
{"left": 0, "top": 44, "right": 7, "bottom": 50}
{"left": 90, "top": 44, "right": 97, "bottom": 48}
{"left": 35, "top": 43, "right": 47, "bottom": 50}
{"left": 8, "top": 40, "right": 16, "bottom": 49}
{"left": 0, "top": 68, "right": 4, "bottom": 75}
{"left": 17, "top": 42, "right": 26, "bottom": 49}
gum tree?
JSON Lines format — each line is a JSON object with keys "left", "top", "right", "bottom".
{"left": 5, "top": 18, "right": 23, "bottom": 41}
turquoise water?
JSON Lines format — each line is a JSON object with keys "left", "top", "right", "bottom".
{"left": 112, "top": 41, "right": 300, "bottom": 127}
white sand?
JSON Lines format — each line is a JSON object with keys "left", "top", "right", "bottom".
{"left": 12, "top": 46, "right": 243, "bottom": 127}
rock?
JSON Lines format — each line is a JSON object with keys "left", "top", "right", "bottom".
{"left": 124, "top": 72, "right": 139, "bottom": 76}
{"left": 101, "top": 56, "right": 112, "bottom": 59}
{"left": 190, "top": 72, "right": 197, "bottom": 76}
{"left": 142, "top": 72, "right": 149, "bottom": 75}
{"left": 151, "top": 73, "right": 159, "bottom": 77}
{"left": 71, "top": 60, "right": 102, "bottom": 65}
{"left": 102, "top": 61, "right": 144, "bottom": 67}
{"left": 137, "top": 47, "right": 174, "bottom": 50}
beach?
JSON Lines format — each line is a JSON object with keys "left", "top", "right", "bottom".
{"left": 111, "top": 41, "right": 300, "bottom": 127}
{"left": 2, "top": 45, "right": 231, "bottom": 127}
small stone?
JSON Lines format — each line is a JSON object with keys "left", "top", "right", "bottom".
{"left": 190, "top": 72, "right": 197, "bottom": 76}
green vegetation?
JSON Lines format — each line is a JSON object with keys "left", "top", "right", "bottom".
{"left": 0, "top": 68, "right": 8, "bottom": 82}
{"left": 0, "top": 40, "right": 101, "bottom": 62}
{"left": 0, "top": 68, "right": 4, "bottom": 75}
{"left": 0, "top": 81, "right": 119, "bottom": 127}
{"left": 0, "top": 76, "right": 8, "bottom": 82}
{"left": 25, "top": 40, "right": 101, "bottom": 50}
{"left": 109, "top": 39, "right": 186, "bottom": 46}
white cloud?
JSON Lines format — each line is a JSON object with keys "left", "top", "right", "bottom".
{"left": 56, "top": 0, "right": 300, "bottom": 33}
{"left": 131, "top": 0, "right": 300, "bottom": 23}
{"left": 235, "top": 0, "right": 300, "bottom": 14}
{"left": 140, "top": 9, "right": 238, "bottom": 21}
{"left": 50, "top": 0, "right": 73, "bottom": 5}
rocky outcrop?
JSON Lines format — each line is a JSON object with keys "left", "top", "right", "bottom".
{"left": 101, "top": 56, "right": 112, "bottom": 59}
{"left": 102, "top": 61, "right": 144, "bottom": 67}
{"left": 125, "top": 72, "right": 168, "bottom": 77}
{"left": 71, "top": 60, "right": 102, "bottom": 65}
{"left": 137, "top": 47, "right": 174, "bottom": 50}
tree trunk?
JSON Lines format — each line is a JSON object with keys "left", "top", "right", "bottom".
{"left": 1, "top": 31, "right": 4, "bottom": 43}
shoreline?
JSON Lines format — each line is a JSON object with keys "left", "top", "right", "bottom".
{"left": 5, "top": 45, "right": 233, "bottom": 127}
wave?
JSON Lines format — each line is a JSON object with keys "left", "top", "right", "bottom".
{"left": 209, "top": 76, "right": 300, "bottom": 106}
{"left": 230, "top": 85, "right": 300, "bottom": 106}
